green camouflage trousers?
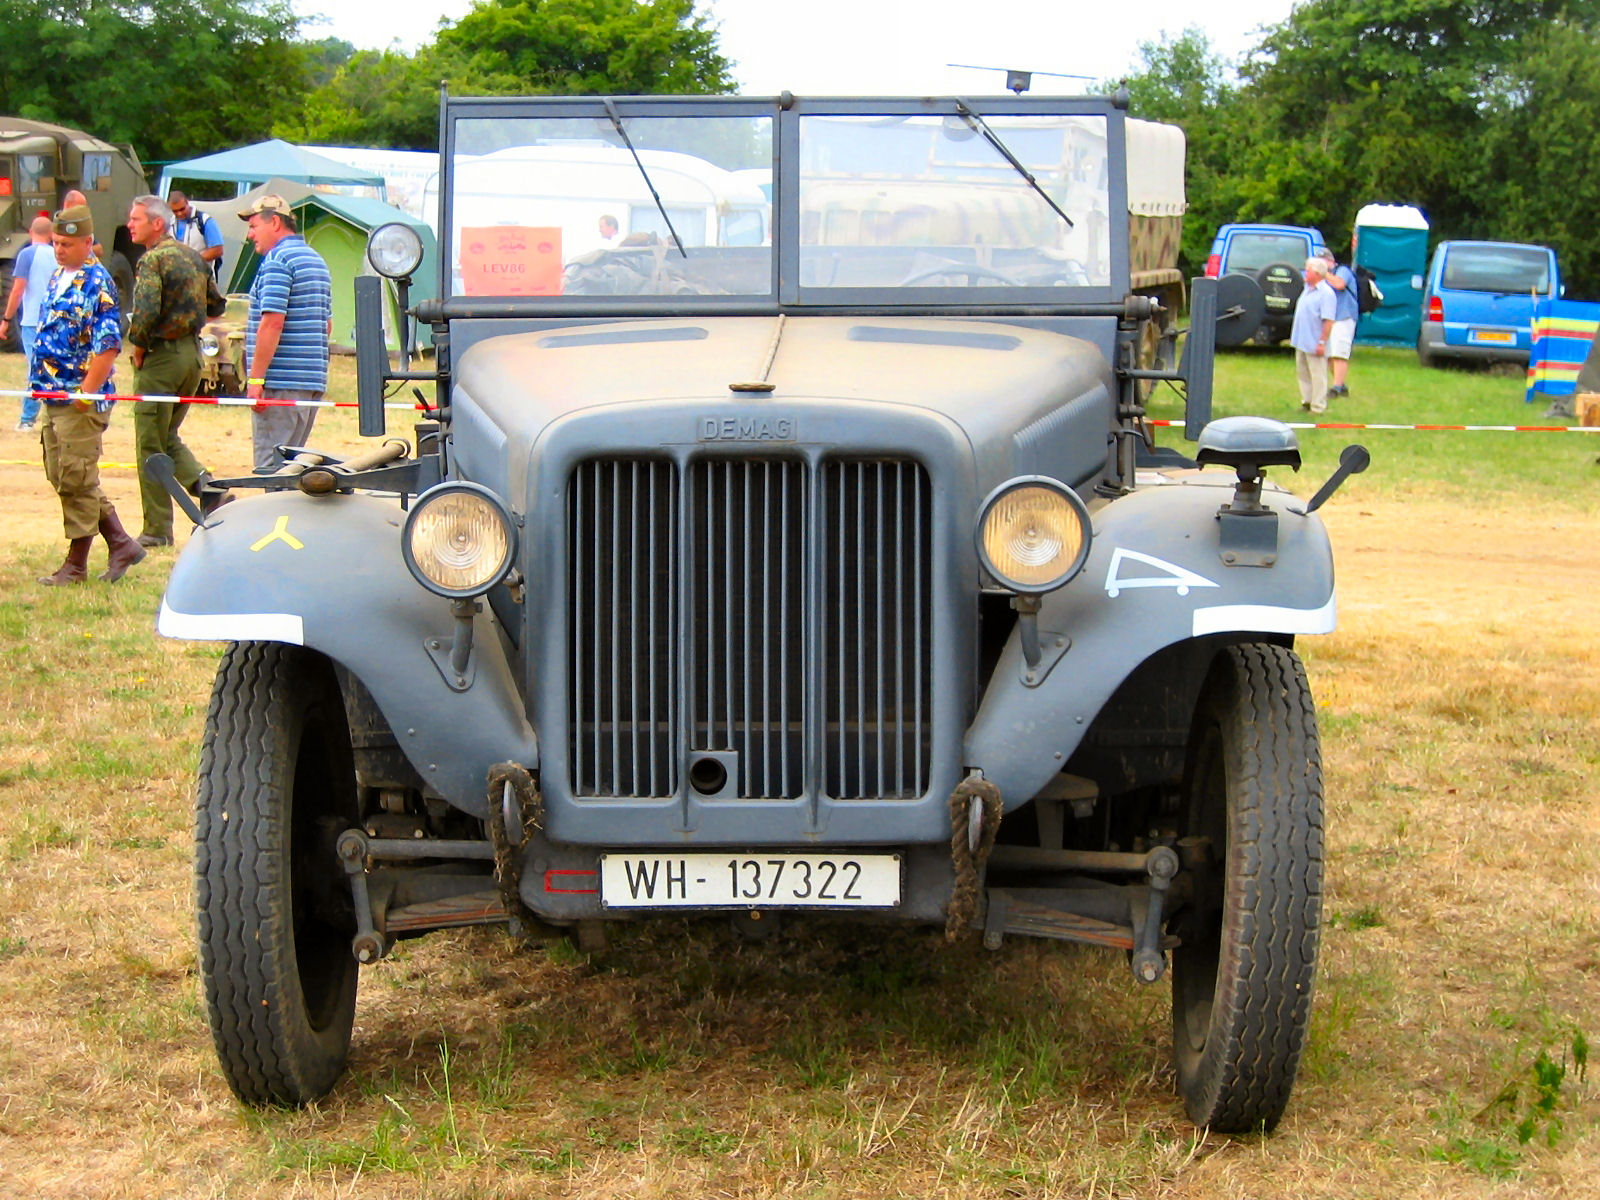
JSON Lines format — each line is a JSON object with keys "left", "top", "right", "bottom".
{"left": 133, "top": 338, "right": 204, "bottom": 540}
{"left": 40, "top": 402, "right": 113, "bottom": 540}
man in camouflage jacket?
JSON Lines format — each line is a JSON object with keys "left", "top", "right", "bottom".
{"left": 126, "top": 194, "right": 228, "bottom": 547}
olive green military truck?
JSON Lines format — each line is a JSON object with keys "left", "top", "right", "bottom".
{"left": 0, "top": 116, "right": 148, "bottom": 345}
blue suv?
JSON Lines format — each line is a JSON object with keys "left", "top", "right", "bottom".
{"left": 1417, "top": 240, "right": 1562, "bottom": 367}
{"left": 1205, "top": 223, "right": 1329, "bottom": 345}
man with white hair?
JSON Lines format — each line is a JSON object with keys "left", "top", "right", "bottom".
{"left": 1291, "top": 256, "right": 1337, "bottom": 415}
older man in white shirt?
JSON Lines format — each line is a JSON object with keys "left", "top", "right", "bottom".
{"left": 1291, "top": 256, "right": 1337, "bottom": 414}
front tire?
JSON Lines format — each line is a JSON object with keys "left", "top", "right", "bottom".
{"left": 1171, "top": 643, "right": 1323, "bottom": 1132}
{"left": 195, "top": 642, "right": 361, "bottom": 1106}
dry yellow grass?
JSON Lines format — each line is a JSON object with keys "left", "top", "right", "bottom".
{"left": 0, "top": 348, "right": 1596, "bottom": 1197}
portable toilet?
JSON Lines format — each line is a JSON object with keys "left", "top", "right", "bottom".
{"left": 1353, "top": 203, "right": 1429, "bottom": 348}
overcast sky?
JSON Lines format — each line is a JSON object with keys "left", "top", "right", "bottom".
{"left": 292, "top": 0, "right": 1300, "bottom": 92}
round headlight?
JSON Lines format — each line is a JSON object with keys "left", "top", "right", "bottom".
{"left": 402, "top": 483, "right": 516, "bottom": 598}
{"left": 976, "top": 477, "right": 1091, "bottom": 593}
{"left": 367, "top": 221, "right": 425, "bottom": 280}
{"left": 199, "top": 333, "right": 220, "bottom": 357}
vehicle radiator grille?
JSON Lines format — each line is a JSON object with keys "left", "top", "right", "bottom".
{"left": 566, "top": 457, "right": 933, "bottom": 801}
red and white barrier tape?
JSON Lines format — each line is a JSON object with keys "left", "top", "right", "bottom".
{"left": 1146, "top": 418, "right": 1600, "bottom": 434}
{"left": 0, "top": 387, "right": 421, "bottom": 410}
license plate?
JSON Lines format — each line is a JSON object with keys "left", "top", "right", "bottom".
{"left": 600, "top": 853, "right": 901, "bottom": 909}
{"left": 1470, "top": 329, "right": 1515, "bottom": 344}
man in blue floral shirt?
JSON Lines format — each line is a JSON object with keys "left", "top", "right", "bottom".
{"left": 33, "top": 205, "right": 145, "bottom": 586}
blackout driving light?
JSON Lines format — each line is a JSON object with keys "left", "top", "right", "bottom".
{"left": 976, "top": 476, "right": 1091, "bottom": 593}
{"left": 402, "top": 483, "right": 517, "bottom": 598}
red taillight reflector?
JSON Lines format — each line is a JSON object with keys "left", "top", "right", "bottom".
{"left": 1427, "top": 296, "right": 1444, "bottom": 322}
{"left": 0, "top": 179, "right": 12, "bottom": 197}
{"left": 1205, "top": 255, "right": 1220, "bottom": 278}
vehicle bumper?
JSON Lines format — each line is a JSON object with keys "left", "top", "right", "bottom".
{"left": 1420, "top": 323, "right": 1531, "bottom": 364}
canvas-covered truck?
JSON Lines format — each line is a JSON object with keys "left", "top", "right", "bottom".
{"left": 156, "top": 92, "right": 1365, "bottom": 1132}
{"left": 1126, "top": 117, "right": 1186, "bottom": 374}
{"left": 0, "top": 117, "right": 147, "bottom": 336}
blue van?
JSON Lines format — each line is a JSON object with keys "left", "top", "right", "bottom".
{"left": 1204, "top": 223, "right": 1329, "bottom": 344}
{"left": 1417, "top": 240, "right": 1562, "bottom": 367}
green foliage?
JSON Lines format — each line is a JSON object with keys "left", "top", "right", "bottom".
{"left": 1116, "top": 1, "right": 1600, "bottom": 292}
{"left": 1512, "top": 1050, "right": 1566, "bottom": 1146}
{"left": 1248, "top": 0, "right": 1600, "bottom": 248}
{"left": 1478, "top": 22, "right": 1600, "bottom": 288}
{"left": 0, "top": 0, "right": 311, "bottom": 163}
{"left": 300, "top": 35, "right": 357, "bottom": 88}
{"left": 1433, "top": 1032, "right": 1593, "bottom": 1174}
{"left": 438, "top": 0, "right": 732, "bottom": 94}
{"left": 1330, "top": 905, "right": 1385, "bottom": 931}
{"left": 275, "top": 47, "right": 452, "bottom": 149}
{"left": 280, "top": 0, "right": 735, "bottom": 151}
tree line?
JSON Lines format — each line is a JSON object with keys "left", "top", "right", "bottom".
{"left": 3, "top": 0, "right": 1595, "bottom": 291}
{"left": 1120, "top": 0, "right": 1600, "bottom": 294}
{"left": 0, "top": 0, "right": 731, "bottom": 165}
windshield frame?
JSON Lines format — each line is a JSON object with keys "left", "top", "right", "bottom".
{"left": 436, "top": 93, "right": 1130, "bottom": 317}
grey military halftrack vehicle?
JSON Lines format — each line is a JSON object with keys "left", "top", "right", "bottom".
{"left": 157, "top": 92, "right": 1365, "bottom": 1131}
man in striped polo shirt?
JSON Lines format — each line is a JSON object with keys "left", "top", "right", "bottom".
{"left": 239, "top": 194, "right": 332, "bottom": 472}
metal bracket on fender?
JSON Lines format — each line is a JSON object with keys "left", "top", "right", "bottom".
{"left": 424, "top": 633, "right": 477, "bottom": 691}
{"left": 1021, "top": 628, "right": 1071, "bottom": 687}
{"left": 1216, "top": 508, "right": 1279, "bottom": 567}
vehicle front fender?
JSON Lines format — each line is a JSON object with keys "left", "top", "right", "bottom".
{"left": 158, "top": 491, "right": 536, "bottom": 816}
{"left": 965, "top": 475, "right": 1334, "bottom": 806}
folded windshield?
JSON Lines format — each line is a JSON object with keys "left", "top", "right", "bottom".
{"left": 439, "top": 100, "right": 1116, "bottom": 304}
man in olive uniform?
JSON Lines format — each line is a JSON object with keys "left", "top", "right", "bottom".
{"left": 126, "top": 194, "right": 227, "bottom": 546}
{"left": 33, "top": 204, "right": 144, "bottom": 586}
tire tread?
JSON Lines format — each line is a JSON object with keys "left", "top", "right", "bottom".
{"left": 195, "top": 641, "right": 356, "bottom": 1106}
{"left": 1176, "top": 642, "right": 1323, "bottom": 1133}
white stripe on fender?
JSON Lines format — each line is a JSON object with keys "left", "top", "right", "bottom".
{"left": 1191, "top": 592, "right": 1337, "bottom": 638}
{"left": 158, "top": 599, "right": 305, "bottom": 645}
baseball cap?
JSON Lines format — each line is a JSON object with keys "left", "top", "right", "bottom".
{"left": 238, "top": 193, "right": 293, "bottom": 221}
{"left": 52, "top": 205, "right": 93, "bottom": 237}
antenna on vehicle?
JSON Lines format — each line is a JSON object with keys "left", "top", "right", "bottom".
{"left": 947, "top": 64, "right": 1096, "bottom": 94}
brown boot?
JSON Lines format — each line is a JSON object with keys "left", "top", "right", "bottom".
{"left": 40, "top": 536, "right": 94, "bottom": 586}
{"left": 98, "top": 508, "right": 147, "bottom": 582}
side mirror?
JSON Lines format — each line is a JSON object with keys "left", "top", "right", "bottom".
{"left": 354, "top": 274, "right": 388, "bottom": 438}
{"left": 1179, "top": 275, "right": 1217, "bottom": 440}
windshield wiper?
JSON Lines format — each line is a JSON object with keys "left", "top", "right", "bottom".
{"left": 955, "top": 98, "right": 1074, "bottom": 231}
{"left": 603, "top": 97, "right": 687, "bottom": 259}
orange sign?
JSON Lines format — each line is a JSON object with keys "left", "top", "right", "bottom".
{"left": 458, "top": 226, "right": 563, "bottom": 296}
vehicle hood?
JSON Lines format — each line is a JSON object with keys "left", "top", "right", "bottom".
{"left": 452, "top": 315, "right": 1116, "bottom": 483}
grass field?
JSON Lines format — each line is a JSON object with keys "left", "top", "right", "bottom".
{"left": 0, "top": 342, "right": 1597, "bottom": 1198}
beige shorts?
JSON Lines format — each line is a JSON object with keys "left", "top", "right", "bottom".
{"left": 1328, "top": 318, "right": 1357, "bottom": 359}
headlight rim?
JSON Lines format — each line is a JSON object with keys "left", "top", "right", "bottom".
{"left": 975, "top": 474, "right": 1092, "bottom": 595}
{"left": 401, "top": 481, "right": 518, "bottom": 600}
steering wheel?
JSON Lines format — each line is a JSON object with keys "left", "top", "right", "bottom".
{"left": 898, "top": 262, "right": 1026, "bottom": 287}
